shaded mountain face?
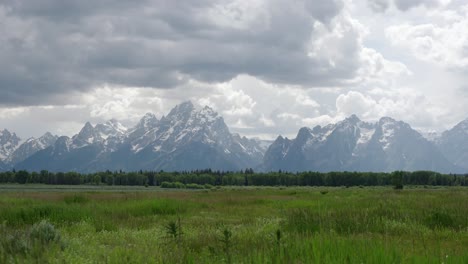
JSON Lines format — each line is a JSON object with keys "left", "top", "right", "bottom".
{"left": 436, "top": 118, "right": 468, "bottom": 170}
{"left": 263, "top": 115, "right": 460, "bottom": 173}
{"left": 17, "top": 101, "right": 266, "bottom": 172}
{"left": 0, "top": 161, "right": 6, "bottom": 171}
{"left": 262, "top": 136, "right": 293, "bottom": 171}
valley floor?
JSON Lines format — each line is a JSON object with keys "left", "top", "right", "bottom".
{"left": 1, "top": 185, "right": 467, "bottom": 263}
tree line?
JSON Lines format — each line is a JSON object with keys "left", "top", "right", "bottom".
{"left": 0, "top": 169, "right": 466, "bottom": 187}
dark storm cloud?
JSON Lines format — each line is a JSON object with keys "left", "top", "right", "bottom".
{"left": 0, "top": 0, "right": 361, "bottom": 106}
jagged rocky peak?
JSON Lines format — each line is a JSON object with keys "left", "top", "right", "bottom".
{"left": 199, "top": 105, "right": 217, "bottom": 116}
{"left": 379, "top": 116, "right": 402, "bottom": 127}
{"left": 138, "top": 113, "right": 159, "bottom": 128}
{"left": 5, "top": 132, "right": 58, "bottom": 165}
{"left": 272, "top": 135, "right": 292, "bottom": 146}
{"left": 36, "top": 132, "right": 58, "bottom": 145}
{"left": 162, "top": 101, "right": 224, "bottom": 129}
{"left": 0, "top": 129, "right": 21, "bottom": 145}
{"left": 296, "top": 127, "right": 313, "bottom": 142}
{"left": 343, "top": 114, "right": 361, "bottom": 124}
{"left": 41, "top": 132, "right": 56, "bottom": 140}
{"left": 72, "top": 122, "right": 100, "bottom": 147}
{"left": 166, "top": 101, "right": 195, "bottom": 119}
{"left": 196, "top": 105, "right": 221, "bottom": 122}
{"left": 79, "top": 122, "right": 95, "bottom": 136}
{"left": 0, "top": 129, "right": 22, "bottom": 160}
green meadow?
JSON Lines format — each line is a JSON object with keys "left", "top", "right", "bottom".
{"left": 0, "top": 185, "right": 467, "bottom": 263}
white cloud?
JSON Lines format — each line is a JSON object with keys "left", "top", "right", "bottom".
{"left": 386, "top": 5, "right": 468, "bottom": 71}
{"left": 333, "top": 89, "right": 449, "bottom": 131}
{"left": 336, "top": 91, "right": 377, "bottom": 118}
{"left": 0, "top": 107, "right": 29, "bottom": 119}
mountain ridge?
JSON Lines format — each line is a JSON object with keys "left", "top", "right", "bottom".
{"left": 262, "top": 115, "right": 463, "bottom": 173}
{"left": 15, "top": 101, "right": 266, "bottom": 172}
{"left": 1, "top": 102, "right": 466, "bottom": 173}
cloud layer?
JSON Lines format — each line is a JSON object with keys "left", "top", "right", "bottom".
{"left": 0, "top": 0, "right": 467, "bottom": 139}
{"left": 0, "top": 0, "right": 376, "bottom": 106}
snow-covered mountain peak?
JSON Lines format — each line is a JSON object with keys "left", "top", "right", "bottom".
{"left": 95, "top": 119, "right": 127, "bottom": 139}
{"left": 0, "top": 129, "right": 22, "bottom": 161}
{"left": 264, "top": 115, "right": 459, "bottom": 173}
{"left": 5, "top": 132, "right": 58, "bottom": 164}
{"left": 72, "top": 122, "right": 100, "bottom": 148}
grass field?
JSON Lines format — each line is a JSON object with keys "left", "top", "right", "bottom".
{"left": 0, "top": 185, "right": 467, "bottom": 263}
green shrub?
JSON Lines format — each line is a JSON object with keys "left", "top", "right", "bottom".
{"left": 160, "top": 181, "right": 173, "bottom": 188}
{"left": 161, "top": 181, "right": 186, "bottom": 189}
{"left": 186, "top": 183, "right": 204, "bottom": 189}
{"left": 29, "top": 220, "right": 61, "bottom": 244}
{"left": 204, "top": 184, "right": 214, "bottom": 189}
{"left": 0, "top": 223, "right": 29, "bottom": 256}
{"left": 174, "top": 182, "right": 186, "bottom": 189}
{"left": 1, "top": 220, "right": 63, "bottom": 260}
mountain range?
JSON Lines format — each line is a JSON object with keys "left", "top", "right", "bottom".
{"left": 263, "top": 115, "right": 464, "bottom": 173}
{"left": 0, "top": 101, "right": 466, "bottom": 173}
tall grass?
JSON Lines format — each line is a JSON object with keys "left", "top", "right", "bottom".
{"left": 0, "top": 186, "right": 467, "bottom": 263}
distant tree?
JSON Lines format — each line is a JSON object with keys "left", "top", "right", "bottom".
{"left": 15, "top": 170, "right": 30, "bottom": 184}
{"left": 392, "top": 171, "right": 404, "bottom": 190}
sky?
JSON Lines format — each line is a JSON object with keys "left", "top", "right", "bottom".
{"left": 0, "top": 0, "right": 467, "bottom": 140}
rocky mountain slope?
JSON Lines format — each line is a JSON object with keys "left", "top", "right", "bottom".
{"left": 436, "top": 118, "right": 468, "bottom": 170}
